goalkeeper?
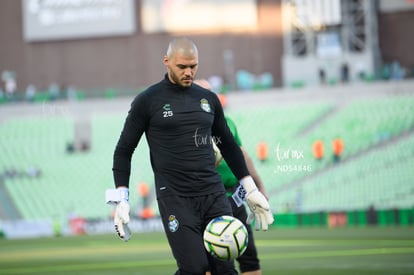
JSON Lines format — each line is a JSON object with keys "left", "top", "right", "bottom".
{"left": 107, "top": 37, "right": 273, "bottom": 275}
{"left": 195, "top": 79, "right": 268, "bottom": 275}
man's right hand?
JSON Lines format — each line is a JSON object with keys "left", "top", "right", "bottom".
{"left": 114, "top": 200, "right": 131, "bottom": 241}
{"left": 105, "top": 187, "right": 131, "bottom": 241}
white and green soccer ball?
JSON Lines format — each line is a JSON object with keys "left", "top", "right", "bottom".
{"left": 203, "top": 215, "right": 248, "bottom": 261}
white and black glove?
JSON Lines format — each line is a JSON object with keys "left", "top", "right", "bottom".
{"left": 239, "top": 176, "right": 274, "bottom": 231}
{"left": 105, "top": 187, "right": 131, "bottom": 241}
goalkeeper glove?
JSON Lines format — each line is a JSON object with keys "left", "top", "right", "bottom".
{"left": 105, "top": 187, "right": 131, "bottom": 241}
{"left": 240, "top": 176, "right": 274, "bottom": 231}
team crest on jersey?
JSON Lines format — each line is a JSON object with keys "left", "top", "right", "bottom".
{"left": 168, "top": 215, "right": 179, "bottom": 232}
{"left": 200, "top": 98, "right": 211, "bottom": 112}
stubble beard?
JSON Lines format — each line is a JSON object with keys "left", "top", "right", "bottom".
{"left": 170, "top": 71, "right": 193, "bottom": 88}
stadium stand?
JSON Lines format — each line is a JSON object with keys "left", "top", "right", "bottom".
{"left": 0, "top": 81, "right": 413, "bottom": 222}
{"left": 272, "top": 132, "right": 414, "bottom": 213}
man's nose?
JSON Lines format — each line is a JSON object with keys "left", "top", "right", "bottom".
{"left": 184, "top": 67, "right": 192, "bottom": 76}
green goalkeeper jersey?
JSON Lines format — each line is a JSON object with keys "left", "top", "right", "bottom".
{"left": 216, "top": 116, "right": 242, "bottom": 190}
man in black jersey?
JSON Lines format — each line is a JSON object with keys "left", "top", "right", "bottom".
{"left": 106, "top": 37, "right": 274, "bottom": 275}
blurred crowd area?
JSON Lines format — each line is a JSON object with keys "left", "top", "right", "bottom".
{"left": 1, "top": 60, "right": 414, "bottom": 105}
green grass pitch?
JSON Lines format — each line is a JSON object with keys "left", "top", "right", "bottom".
{"left": 1, "top": 227, "right": 414, "bottom": 275}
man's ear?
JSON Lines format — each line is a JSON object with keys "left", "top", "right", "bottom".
{"left": 163, "top": 55, "right": 169, "bottom": 65}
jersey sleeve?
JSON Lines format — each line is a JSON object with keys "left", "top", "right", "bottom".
{"left": 225, "top": 116, "right": 242, "bottom": 146}
{"left": 211, "top": 95, "right": 249, "bottom": 180}
{"left": 112, "top": 92, "right": 148, "bottom": 188}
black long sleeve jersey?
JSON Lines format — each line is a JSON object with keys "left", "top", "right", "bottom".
{"left": 113, "top": 75, "right": 249, "bottom": 198}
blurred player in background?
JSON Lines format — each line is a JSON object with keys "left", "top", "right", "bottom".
{"left": 106, "top": 37, "right": 274, "bottom": 275}
{"left": 195, "top": 79, "right": 268, "bottom": 275}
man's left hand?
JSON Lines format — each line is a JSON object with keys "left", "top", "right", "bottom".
{"left": 240, "top": 176, "right": 274, "bottom": 230}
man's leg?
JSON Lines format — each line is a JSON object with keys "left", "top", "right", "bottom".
{"left": 204, "top": 192, "right": 239, "bottom": 275}
{"left": 158, "top": 196, "right": 209, "bottom": 275}
{"left": 230, "top": 198, "right": 261, "bottom": 275}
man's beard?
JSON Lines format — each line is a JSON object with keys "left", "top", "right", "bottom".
{"left": 170, "top": 71, "right": 192, "bottom": 87}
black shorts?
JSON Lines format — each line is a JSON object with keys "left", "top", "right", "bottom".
{"left": 229, "top": 195, "right": 261, "bottom": 273}
{"left": 157, "top": 192, "right": 238, "bottom": 275}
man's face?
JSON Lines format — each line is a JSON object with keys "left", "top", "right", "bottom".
{"left": 164, "top": 53, "right": 198, "bottom": 88}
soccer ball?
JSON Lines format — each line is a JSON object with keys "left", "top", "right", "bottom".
{"left": 203, "top": 215, "right": 248, "bottom": 261}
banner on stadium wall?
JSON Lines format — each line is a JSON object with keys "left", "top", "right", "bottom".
{"left": 141, "top": 0, "right": 257, "bottom": 33}
{"left": 84, "top": 218, "right": 163, "bottom": 235}
{"left": 1, "top": 217, "right": 163, "bottom": 239}
{"left": 22, "top": 0, "right": 136, "bottom": 42}
{"left": 2, "top": 219, "right": 54, "bottom": 239}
